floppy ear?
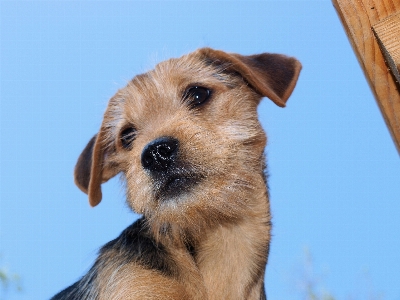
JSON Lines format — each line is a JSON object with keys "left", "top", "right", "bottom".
{"left": 74, "top": 134, "right": 97, "bottom": 195}
{"left": 74, "top": 131, "right": 120, "bottom": 207}
{"left": 198, "top": 48, "right": 302, "bottom": 107}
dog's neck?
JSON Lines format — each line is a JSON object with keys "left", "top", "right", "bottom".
{"left": 165, "top": 176, "right": 271, "bottom": 300}
{"left": 197, "top": 194, "right": 270, "bottom": 299}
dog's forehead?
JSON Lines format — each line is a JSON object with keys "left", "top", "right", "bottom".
{"left": 135, "top": 53, "right": 218, "bottom": 90}
{"left": 119, "top": 52, "right": 232, "bottom": 108}
{"left": 110, "top": 52, "right": 224, "bottom": 126}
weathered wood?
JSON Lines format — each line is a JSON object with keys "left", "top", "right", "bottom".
{"left": 372, "top": 12, "right": 400, "bottom": 88}
{"left": 332, "top": 0, "right": 400, "bottom": 155}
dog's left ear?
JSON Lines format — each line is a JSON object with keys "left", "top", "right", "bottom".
{"left": 198, "top": 48, "right": 302, "bottom": 107}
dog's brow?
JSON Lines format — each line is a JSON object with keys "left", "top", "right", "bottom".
{"left": 211, "top": 73, "right": 237, "bottom": 89}
{"left": 200, "top": 59, "right": 239, "bottom": 89}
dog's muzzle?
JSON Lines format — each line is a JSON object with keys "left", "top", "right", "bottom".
{"left": 141, "top": 137, "right": 202, "bottom": 199}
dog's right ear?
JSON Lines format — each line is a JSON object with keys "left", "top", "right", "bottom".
{"left": 74, "top": 134, "right": 97, "bottom": 196}
{"left": 74, "top": 131, "right": 119, "bottom": 207}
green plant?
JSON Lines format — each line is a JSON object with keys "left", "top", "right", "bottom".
{"left": 0, "top": 259, "right": 22, "bottom": 300}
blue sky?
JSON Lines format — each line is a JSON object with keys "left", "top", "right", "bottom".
{"left": 1, "top": 1, "right": 399, "bottom": 299}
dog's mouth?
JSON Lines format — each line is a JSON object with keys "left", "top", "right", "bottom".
{"left": 154, "top": 171, "right": 203, "bottom": 200}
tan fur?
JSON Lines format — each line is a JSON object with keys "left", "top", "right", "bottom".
{"left": 64, "top": 48, "right": 301, "bottom": 300}
{"left": 99, "top": 268, "right": 190, "bottom": 300}
{"left": 95, "top": 248, "right": 205, "bottom": 300}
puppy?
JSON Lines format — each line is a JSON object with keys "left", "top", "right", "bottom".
{"left": 51, "top": 48, "right": 301, "bottom": 300}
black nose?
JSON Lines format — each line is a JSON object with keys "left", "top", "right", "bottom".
{"left": 141, "top": 137, "right": 179, "bottom": 172}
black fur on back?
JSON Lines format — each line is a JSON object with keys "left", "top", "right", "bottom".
{"left": 51, "top": 217, "right": 178, "bottom": 299}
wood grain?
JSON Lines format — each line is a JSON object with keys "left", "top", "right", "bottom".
{"left": 372, "top": 12, "right": 400, "bottom": 86}
{"left": 332, "top": 0, "right": 400, "bottom": 155}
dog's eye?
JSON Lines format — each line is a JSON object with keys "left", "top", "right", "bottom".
{"left": 183, "top": 86, "right": 211, "bottom": 107}
{"left": 120, "top": 126, "right": 136, "bottom": 149}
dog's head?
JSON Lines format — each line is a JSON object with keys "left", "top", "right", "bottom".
{"left": 74, "top": 48, "right": 301, "bottom": 236}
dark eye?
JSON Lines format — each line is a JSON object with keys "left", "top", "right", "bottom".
{"left": 120, "top": 126, "right": 136, "bottom": 149}
{"left": 183, "top": 86, "right": 211, "bottom": 107}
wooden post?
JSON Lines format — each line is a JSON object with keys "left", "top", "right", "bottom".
{"left": 372, "top": 12, "right": 400, "bottom": 88}
{"left": 332, "top": 0, "right": 400, "bottom": 155}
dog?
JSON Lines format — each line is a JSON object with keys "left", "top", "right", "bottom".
{"left": 51, "top": 48, "right": 301, "bottom": 300}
